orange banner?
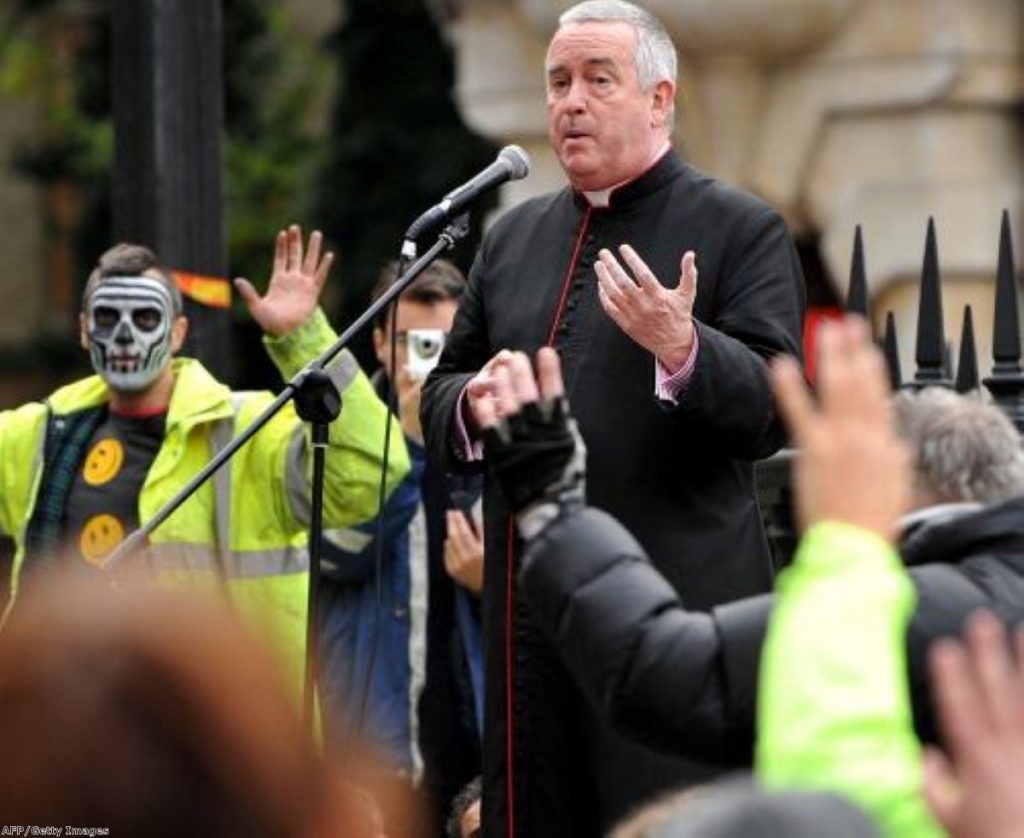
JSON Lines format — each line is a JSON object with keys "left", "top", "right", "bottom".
{"left": 172, "top": 271, "right": 232, "bottom": 309}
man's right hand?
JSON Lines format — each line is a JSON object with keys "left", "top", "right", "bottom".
{"left": 476, "top": 349, "right": 586, "bottom": 539}
{"left": 395, "top": 369, "right": 425, "bottom": 446}
{"left": 234, "top": 224, "right": 333, "bottom": 338}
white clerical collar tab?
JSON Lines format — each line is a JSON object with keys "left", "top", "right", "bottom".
{"left": 583, "top": 188, "right": 613, "bottom": 208}
{"left": 581, "top": 142, "right": 672, "bottom": 208}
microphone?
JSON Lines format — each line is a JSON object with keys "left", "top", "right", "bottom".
{"left": 402, "top": 145, "right": 531, "bottom": 258}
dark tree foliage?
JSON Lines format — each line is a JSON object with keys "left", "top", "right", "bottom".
{"left": 221, "top": 0, "right": 324, "bottom": 291}
{"left": 315, "top": 0, "right": 497, "bottom": 365}
{"left": 1, "top": 0, "right": 324, "bottom": 386}
{"left": 4, "top": 0, "right": 322, "bottom": 280}
{"left": 1, "top": 0, "right": 494, "bottom": 377}
{"left": 1, "top": 1, "right": 112, "bottom": 377}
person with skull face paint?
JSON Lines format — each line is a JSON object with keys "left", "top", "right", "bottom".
{"left": 59, "top": 270, "right": 189, "bottom": 565}
{"left": 0, "top": 226, "right": 410, "bottom": 695}
{"left": 86, "top": 275, "right": 181, "bottom": 392}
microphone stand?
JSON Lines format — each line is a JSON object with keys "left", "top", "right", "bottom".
{"left": 101, "top": 215, "right": 471, "bottom": 733}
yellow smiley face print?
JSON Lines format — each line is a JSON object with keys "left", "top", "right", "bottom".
{"left": 79, "top": 514, "right": 125, "bottom": 565}
{"left": 83, "top": 437, "right": 125, "bottom": 486}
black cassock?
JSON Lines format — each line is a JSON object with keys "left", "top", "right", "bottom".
{"left": 421, "top": 150, "right": 805, "bottom": 837}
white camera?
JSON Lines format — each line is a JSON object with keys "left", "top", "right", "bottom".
{"left": 406, "top": 328, "right": 446, "bottom": 381}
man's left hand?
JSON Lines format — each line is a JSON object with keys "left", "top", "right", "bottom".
{"left": 479, "top": 349, "right": 586, "bottom": 539}
{"left": 234, "top": 224, "right": 335, "bottom": 337}
{"left": 595, "top": 245, "right": 697, "bottom": 373}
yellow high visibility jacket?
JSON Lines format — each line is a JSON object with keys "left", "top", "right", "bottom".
{"left": 0, "top": 308, "right": 409, "bottom": 690}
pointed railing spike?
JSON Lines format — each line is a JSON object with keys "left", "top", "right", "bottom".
{"left": 912, "top": 217, "right": 951, "bottom": 388}
{"left": 883, "top": 311, "right": 903, "bottom": 391}
{"left": 990, "top": 209, "right": 1021, "bottom": 371}
{"left": 983, "top": 210, "right": 1024, "bottom": 429}
{"left": 846, "top": 225, "right": 869, "bottom": 316}
{"left": 955, "top": 305, "right": 980, "bottom": 394}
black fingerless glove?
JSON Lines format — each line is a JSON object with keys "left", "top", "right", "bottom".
{"left": 483, "top": 396, "right": 586, "bottom": 539}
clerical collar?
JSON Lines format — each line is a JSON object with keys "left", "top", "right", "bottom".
{"left": 578, "top": 141, "right": 676, "bottom": 209}
{"left": 582, "top": 187, "right": 614, "bottom": 208}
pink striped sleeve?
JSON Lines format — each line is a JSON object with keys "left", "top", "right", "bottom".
{"left": 454, "top": 384, "right": 485, "bottom": 461}
{"left": 654, "top": 328, "right": 700, "bottom": 404}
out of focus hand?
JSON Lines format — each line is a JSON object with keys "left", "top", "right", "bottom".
{"left": 771, "top": 316, "right": 909, "bottom": 540}
{"left": 923, "top": 611, "right": 1024, "bottom": 838}
{"left": 478, "top": 349, "right": 586, "bottom": 537}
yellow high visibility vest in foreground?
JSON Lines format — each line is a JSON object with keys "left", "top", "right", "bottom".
{"left": 0, "top": 308, "right": 409, "bottom": 694}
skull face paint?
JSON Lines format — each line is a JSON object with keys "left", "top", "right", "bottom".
{"left": 87, "top": 276, "right": 176, "bottom": 392}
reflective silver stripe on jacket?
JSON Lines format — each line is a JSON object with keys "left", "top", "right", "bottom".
{"left": 323, "top": 527, "right": 373, "bottom": 553}
{"left": 208, "top": 400, "right": 241, "bottom": 576}
{"left": 143, "top": 541, "right": 309, "bottom": 577}
{"left": 283, "top": 351, "right": 360, "bottom": 527}
{"left": 325, "top": 350, "right": 359, "bottom": 393}
{"left": 159, "top": 393, "right": 308, "bottom": 579}
{"left": 407, "top": 502, "right": 429, "bottom": 783}
{"left": 285, "top": 427, "right": 311, "bottom": 526}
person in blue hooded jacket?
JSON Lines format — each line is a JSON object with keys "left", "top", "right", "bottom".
{"left": 317, "top": 260, "right": 485, "bottom": 837}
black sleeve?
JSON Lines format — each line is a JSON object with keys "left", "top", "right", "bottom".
{"left": 519, "top": 506, "right": 752, "bottom": 764}
{"left": 671, "top": 208, "right": 805, "bottom": 460}
{"left": 712, "top": 593, "right": 774, "bottom": 742}
{"left": 421, "top": 246, "right": 492, "bottom": 474}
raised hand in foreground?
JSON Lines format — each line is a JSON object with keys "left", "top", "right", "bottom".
{"left": 476, "top": 348, "right": 585, "bottom": 539}
{"left": 923, "top": 610, "right": 1024, "bottom": 838}
{"left": 771, "top": 316, "right": 910, "bottom": 540}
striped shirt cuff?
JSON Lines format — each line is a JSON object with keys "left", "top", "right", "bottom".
{"left": 654, "top": 328, "right": 700, "bottom": 403}
{"left": 454, "top": 384, "right": 485, "bottom": 462}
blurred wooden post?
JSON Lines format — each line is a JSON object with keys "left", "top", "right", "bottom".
{"left": 110, "top": 0, "right": 233, "bottom": 381}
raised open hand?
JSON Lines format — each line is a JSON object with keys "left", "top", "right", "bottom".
{"left": 234, "top": 224, "right": 335, "bottom": 337}
{"left": 595, "top": 245, "right": 698, "bottom": 373}
{"left": 772, "top": 316, "right": 910, "bottom": 539}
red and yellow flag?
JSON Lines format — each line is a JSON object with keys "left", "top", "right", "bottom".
{"left": 172, "top": 271, "right": 232, "bottom": 309}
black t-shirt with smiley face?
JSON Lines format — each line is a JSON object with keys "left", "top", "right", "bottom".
{"left": 62, "top": 410, "right": 166, "bottom": 566}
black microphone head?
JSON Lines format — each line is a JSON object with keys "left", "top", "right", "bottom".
{"left": 499, "top": 145, "right": 531, "bottom": 180}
